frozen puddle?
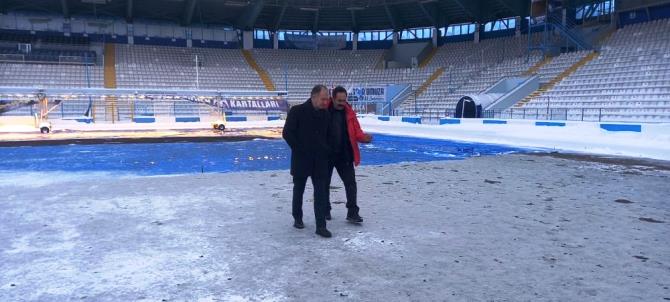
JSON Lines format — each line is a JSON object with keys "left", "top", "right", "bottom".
{"left": 0, "top": 134, "right": 526, "bottom": 176}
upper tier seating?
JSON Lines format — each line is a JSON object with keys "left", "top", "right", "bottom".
{"left": 114, "top": 45, "right": 265, "bottom": 90}
{"left": 521, "top": 19, "right": 670, "bottom": 122}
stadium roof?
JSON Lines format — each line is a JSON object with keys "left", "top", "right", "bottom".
{"left": 3, "top": 0, "right": 600, "bottom": 32}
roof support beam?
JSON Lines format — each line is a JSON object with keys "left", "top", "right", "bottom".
{"left": 182, "top": 0, "right": 198, "bottom": 26}
{"left": 417, "top": 2, "right": 437, "bottom": 26}
{"left": 126, "top": 0, "right": 133, "bottom": 23}
{"left": 60, "top": 0, "right": 69, "bottom": 19}
{"left": 274, "top": 1, "right": 288, "bottom": 31}
{"left": 434, "top": 6, "right": 448, "bottom": 28}
{"left": 494, "top": 0, "right": 518, "bottom": 17}
{"left": 497, "top": 0, "right": 529, "bottom": 17}
{"left": 236, "top": 0, "right": 265, "bottom": 31}
{"left": 453, "top": 0, "right": 481, "bottom": 22}
{"left": 312, "top": 9, "right": 320, "bottom": 33}
{"left": 350, "top": 10, "right": 358, "bottom": 32}
{"left": 383, "top": 2, "right": 399, "bottom": 30}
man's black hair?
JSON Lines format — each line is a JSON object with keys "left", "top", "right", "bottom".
{"left": 332, "top": 86, "right": 348, "bottom": 98}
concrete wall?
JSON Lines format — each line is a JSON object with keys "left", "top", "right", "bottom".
{"left": 617, "top": 0, "right": 668, "bottom": 11}
{"left": 386, "top": 41, "right": 430, "bottom": 68}
{"left": 242, "top": 31, "right": 253, "bottom": 50}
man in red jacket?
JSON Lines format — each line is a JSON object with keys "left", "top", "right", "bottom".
{"left": 326, "top": 86, "right": 372, "bottom": 223}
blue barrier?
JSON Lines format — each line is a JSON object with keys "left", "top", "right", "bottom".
{"left": 175, "top": 117, "right": 200, "bottom": 123}
{"left": 226, "top": 116, "right": 247, "bottom": 122}
{"left": 439, "top": 118, "right": 461, "bottom": 125}
{"left": 535, "top": 121, "right": 566, "bottom": 127}
{"left": 378, "top": 116, "right": 391, "bottom": 121}
{"left": 401, "top": 117, "right": 421, "bottom": 124}
{"left": 600, "top": 124, "right": 642, "bottom": 132}
{"left": 267, "top": 116, "right": 281, "bottom": 121}
{"left": 74, "top": 117, "right": 93, "bottom": 124}
{"left": 133, "top": 116, "right": 155, "bottom": 123}
{"left": 483, "top": 119, "right": 507, "bottom": 124}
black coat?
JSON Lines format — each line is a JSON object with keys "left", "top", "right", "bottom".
{"left": 328, "top": 106, "right": 354, "bottom": 164}
{"left": 282, "top": 99, "right": 331, "bottom": 178}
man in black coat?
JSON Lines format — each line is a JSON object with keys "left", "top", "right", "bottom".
{"left": 282, "top": 85, "right": 333, "bottom": 238}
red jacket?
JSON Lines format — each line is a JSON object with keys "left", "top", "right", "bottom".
{"left": 342, "top": 102, "right": 368, "bottom": 166}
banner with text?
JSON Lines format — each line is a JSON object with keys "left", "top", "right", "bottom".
{"left": 349, "top": 86, "right": 386, "bottom": 103}
{"left": 211, "top": 99, "right": 288, "bottom": 111}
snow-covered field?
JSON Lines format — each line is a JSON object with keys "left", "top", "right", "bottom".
{"left": 0, "top": 119, "right": 285, "bottom": 133}
{"left": 1, "top": 154, "right": 668, "bottom": 301}
{"left": 359, "top": 117, "right": 670, "bottom": 161}
{"left": 3, "top": 115, "right": 669, "bottom": 162}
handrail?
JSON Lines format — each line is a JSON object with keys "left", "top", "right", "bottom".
{"left": 548, "top": 15, "right": 592, "bottom": 50}
{"left": 429, "top": 107, "right": 670, "bottom": 123}
{"left": 389, "top": 85, "right": 412, "bottom": 107}
{"left": 485, "top": 75, "right": 540, "bottom": 110}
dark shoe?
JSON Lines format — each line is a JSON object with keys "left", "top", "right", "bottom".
{"left": 325, "top": 212, "right": 332, "bottom": 221}
{"left": 315, "top": 228, "right": 332, "bottom": 238}
{"left": 346, "top": 213, "right": 363, "bottom": 223}
{"left": 293, "top": 219, "right": 305, "bottom": 229}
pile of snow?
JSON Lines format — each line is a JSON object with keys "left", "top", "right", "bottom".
{"left": 359, "top": 116, "right": 670, "bottom": 161}
{"left": 0, "top": 119, "right": 285, "bottom": 133}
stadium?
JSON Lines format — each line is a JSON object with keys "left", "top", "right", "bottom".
{"left": 0, "top": 0, "right": 669, "bottom": 300}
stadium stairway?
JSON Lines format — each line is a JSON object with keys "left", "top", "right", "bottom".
{"left": 241, "top": 50, "right": 276, "bottom": 91}
{"left": 104, "top": 44, "right": 118, "bottom": 122}
{"left": 103, "top": 44, "right": 117, "bottom": 88}
{"left": 515, "top": 51, "right": 599, "bottom": 108}
{"left": 415, "top": 67, "right": 445, "bottom": 97}
{"left": 523, "top": 56, "right": 553, "bottom": 76}
{"left": 374, "top": 50, "right": 387, "bottom": 69}
{"left": 595, "top": 26, "right": 618, "bottom": 48}
{"left": 418, "top": 47, "right": 438, "bottom": 68}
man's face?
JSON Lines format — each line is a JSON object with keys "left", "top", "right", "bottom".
{"left": 311, "top": 89, "right": 329, "bottom": 110}
{"left": 333, "top": 92, "right": 347, "bottom": 110}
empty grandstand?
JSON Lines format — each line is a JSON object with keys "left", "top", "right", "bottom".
{"left": 518, "top": 19, "right": 670, "bottom": 122}
{"left": 115, "top": 45, "right": 266, "bottom": 91}
{"left": 0, "top": 0, "right": 668, "bottom": 124}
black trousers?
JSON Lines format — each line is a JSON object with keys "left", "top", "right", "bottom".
{"left": 326, "top": 158, "right": 359, "bottom": 215}
{"left": 292, "top": 175, "right": 329, "bottom": 228}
